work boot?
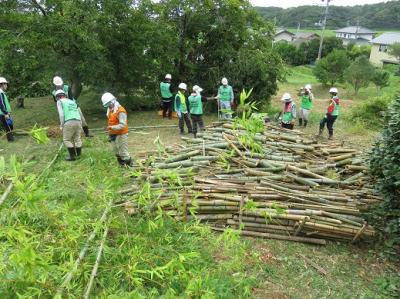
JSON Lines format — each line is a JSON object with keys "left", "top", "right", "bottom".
{"left": 6, "top": 132, "right": 15, "bottom": 142}
{"left": 304, "top": 120, "right": 308, "bottom": 128}
{"left": 299, "top": 118, "right": 303, "bottom": 126}
{"left": 328, "top": 133, "right": 333, "bottom": 140}
{"left": 124, "top": 158, "right": 134, "bottom": 167}
{"left": 116, "top": 155, "right": 124, "bottom": 166}
{"left": 76, "top": 147, "right": 82, "bottom": 157}
{"left": 66, "top": 147, "right": 76, "bottom": 161}
{"left": 83, "top": 126, "right": 93, "bottom": 137}
{"left": 318, "top": 128, "right": 323, "bottom": 137}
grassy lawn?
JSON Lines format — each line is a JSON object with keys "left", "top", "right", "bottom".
{"left": 0, "top": 69, "right": 399, "bottom": 297}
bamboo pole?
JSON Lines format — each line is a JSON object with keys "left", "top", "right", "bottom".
{"left": 83, "top": 224, "right": 109, "bottom": 299}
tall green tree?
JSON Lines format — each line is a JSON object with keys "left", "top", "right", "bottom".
{"left": 313, "top": 49, "right": 349, "bottom": 86}
{"left": 344, "top": 56, "right": 375, "bottom": 94}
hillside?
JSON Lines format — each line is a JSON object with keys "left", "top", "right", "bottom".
{"left": 255, "top": 1, "right": 400, "bottom": 29}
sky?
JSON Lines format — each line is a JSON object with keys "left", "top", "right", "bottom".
{"left": 251, "top": 0, "right": 388, "bottom": 8}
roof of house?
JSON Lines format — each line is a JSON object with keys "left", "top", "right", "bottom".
{"left": 275, "top": 29, "right": 295, "bottom": 36}
{"left": 370, "top": 32, "right": 400, "bottom": 45}
{"left": 294, "top": 32, "right": 320, "bottom": 39}
{"left": 335, "top": 26, "right": 376, "bottom": 34}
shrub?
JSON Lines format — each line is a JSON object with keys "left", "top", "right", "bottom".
{"left": 345, "top": 56, "right": 375, "bottom": 94}
{"left": 350, "top": 95, "right": 391, "bottom": 127}
{"left": 369, "top": 94, "right": 400, "bottom": 260}
{"left": 313, "top": 49, "right": 349, "bottom": 86}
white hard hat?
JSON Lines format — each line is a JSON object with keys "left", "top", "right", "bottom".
{"left": 281, "top": 92, "right": 292, "bottom": 102}
{"left": 165, "top": 74, "right": 172, "bottom": 80}
{"left": 193, "top": 85, "right": 203, "bottom": 93}
{"left": 221, "top": 77, "right": 228, "bottom": 85}
{"left": 54, "top": 89, "right": 66, "bottom": 97}
{"left": 178, "top": 83, "right": 187, "bottom": 90}
{"left": 101, "top": 92, "right": 116, "bottom": 107}
{"left": 53, "top": 76, "right": 63, "bottom": 86}
{"left": 305, "top": 84, "right": 312, "bottom": 90}
{"left": 0, "top": 77, "right": 8, "bottom": 84}
{"left": 329, "top": 87, "right": 338, "bottom": 93}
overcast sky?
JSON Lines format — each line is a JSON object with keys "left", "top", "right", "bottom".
{"left": 251, "top": 0, "right": 388, "bottom": 8}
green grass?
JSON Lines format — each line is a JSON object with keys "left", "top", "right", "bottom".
{"left": 287, "top": 28, "right": 336, "bottom": 38}
{"left": 1, "top": 68, "right": 399, "bottom": 297}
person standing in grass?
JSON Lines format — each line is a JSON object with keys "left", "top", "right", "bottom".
{"left": 298, "top": 84, "right": 314, "bottom": 128}
{"left": 280, "top": 93, "right": 297, "bottom": 130}
{"left": 160, "top": 74, "right": 174, "bottom": 119}
{"left": 319, "top": 87, "right": 340, "bottom": 140}
{"left": 55, "top": 89, "right": 82, "bottom": 161}
{"left": 174, "top": 83, "right": 192, "bottom": 135}
{"left": 217, "top": 77, "right": 234, "bottom": 119}
{"left": 0, "top": 77, "right": 14, "bottom": 142}
{"left": 188, "top": 85, "right": 217, "bottom": 138}
{"left": 52, "top": 76, "right": 93, "bottom": 137}
{"left": 101, "top": 92, "right": 133, "bottom": 167}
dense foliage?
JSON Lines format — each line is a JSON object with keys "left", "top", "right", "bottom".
{"left": 344, "top": 56, "right": 375, "bottom": 94}
{"left": 313, "top": 49, "right": 349, "bottom": 86}
{"left": 255, "top": 1, "right": 400, "bottom": 29}
{"left": 369, "top": 94, "right": 400, "bottom": 259}
{"left": 0, "top": 0, "right": 283, "bottom": 108}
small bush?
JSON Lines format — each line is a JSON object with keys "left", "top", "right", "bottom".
{"left": 350, "top": 95, "right": 391, "bottom": 127}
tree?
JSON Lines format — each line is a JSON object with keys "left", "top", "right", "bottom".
{"left": 344, "top": 56, "right": 375, "bottom": 94}
{"left": 313, "top": 49, "right": 349, "bottom": 86}
{"left": 388, "top": 42, "right": 400, "bottom": 75}
{"left": 369, "top": 94, "right": 400, "bottom": 259}
{"left": 274, "top": 42, "right": 298, "bottom": 65}
{"left": 346, "top": 43, "right": 372, "bottom": 60}
{"left": 372, "top": 68, "right": 390, "bottom": 90}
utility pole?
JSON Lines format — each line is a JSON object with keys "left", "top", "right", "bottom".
{"left": 317, "top": 0, "right": 331, "bottom": 61}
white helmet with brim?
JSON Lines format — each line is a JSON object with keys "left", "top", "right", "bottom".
{"left": 101, "top": 92, "right": 116, "bottom": 107}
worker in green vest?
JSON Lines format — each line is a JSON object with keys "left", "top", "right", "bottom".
{"left": 160, "top": 74, "right": 174, "bottom": 119}
{"left": 174, "top": 83, "right": 192, "bottom": 134}
{"left": 217, "top": 77, "right": 234, "bottom": 119}
{"left": 0, "top": 77, "right": 14, "bottom": 142}
{"left": 188, "top": 85, "right": 217, "bottom": 138}
{"left": 52, "top": 76, "right": 93, "bottom": 137}
{"left": 55, "top": 89, "right": 83, "bottom": 161}
{"left": 298, "top": 84, "right": 314, "bottom": 127}
{"left": 319, "top": 87, "right": 340, "bottom": 140}
{"left": 280, "top": 93, "right": 297, "bottom": 130}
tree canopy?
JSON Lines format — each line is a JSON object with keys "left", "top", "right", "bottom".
{"left": 0, "top": 0, "right": 284, "bottom": 108}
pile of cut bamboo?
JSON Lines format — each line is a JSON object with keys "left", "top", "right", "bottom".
{"left": 120, "top": 122, "right": 380, "bottom": 245}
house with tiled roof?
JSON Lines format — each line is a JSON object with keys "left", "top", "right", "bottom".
{"left": 335, "top": 26, "right": 376, "bottom": 45}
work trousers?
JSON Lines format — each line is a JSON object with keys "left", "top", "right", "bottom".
{"left": 162, "top": 99, "right": 173, "bottom": 118}
{"left": 63, "top": 120, "right": 82, "bottom": 148}
{"left": 178, "top": 112, "right": 192, "bottom": 133}
{"left": 281, "top": 122, "right": 294, "bottom": 130}
{"left": 299, "top": 108, "right": 311, "bottom": 121}
{"left": 219, "top": 100, "right": 232, "bottom": 119}
{"left": 191, "top": 114, "right": 204, "bottom": 136}
{"left": 111, "top": 133, "right": 130, "bottom": 161}
{"left": 0, "top": 115, "right": 14, "bottom": 141}
{"left": 320, "top": 114, "right": 337, "bottom": 136}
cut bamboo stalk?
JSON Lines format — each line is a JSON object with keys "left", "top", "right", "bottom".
{"left": 83, "top": 224, "right": 109, "bottom": 299}
{"left": 211, "top": 227, "right": 326, "bottom": 245}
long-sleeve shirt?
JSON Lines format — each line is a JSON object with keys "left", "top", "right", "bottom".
{"left": 109, "top": 112, "right": 127, "bottom": 131}
{"left": 0, "top": 89, "right": 10, "bottom": 115}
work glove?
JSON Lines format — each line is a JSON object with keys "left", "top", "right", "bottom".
{"left": 177, "top": 111, "right": 181, "bottom": 118}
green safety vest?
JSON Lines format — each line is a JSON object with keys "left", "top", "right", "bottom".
{"left": 332, "top": 99, "right": 340, "bottom": 116}
{"left": 300, "top": 95, "right": 312, "bottom": 110}
{"left": 218, "top": 85, "right": 233, "bottom": 102}
{"left": 282, "top": 102, "right": 295, "bottom": 123}
{"left": 188, "top": 95, "right": 202, "bottom": 115}
{"left": 174, "top": 91, "right": 187, "bottom": 113}
{"left": 0, "top": 91, "right": 11, "bottom": 116}
{"left": 160, "top": 82, "right": 173, "bottom": 99}
{"left": 61, "top": 98, "right": 81, "bottom": 122}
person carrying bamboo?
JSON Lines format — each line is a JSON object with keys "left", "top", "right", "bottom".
{"left": 52, "top": 76, "right": 93, "bottom": 137}
{"left": 217, "top": 77, "right": 234, "bottom": 119}
{"left": 174, "top": 83, "right": 192, "bottom": 135}
{"left": 160, "top": 74, "right": 174, "bottom": 119}
{"left": 298, "top": 84, "right": 314, "bottom": 128}
{"left": 280, "top": 93, "right": 297, "bottom": 130}
{"left": 319, "top": 87, "right": 340, "bottom": 140}
{"left": 55, "top": 89, "right": 83, "bottom": 161}
{"left": 101, "top": 92, "right": 133, "bottom": 167}
{"left": 188, "top": 85, "right": 217, "bottom": 138}
{"left": 0, "top": 77, "right": 14, "bottom": 142}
